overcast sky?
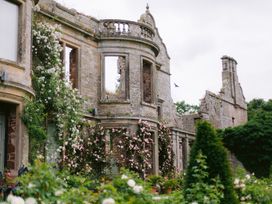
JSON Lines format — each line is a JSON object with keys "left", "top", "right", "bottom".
{"left": 56, "top": 0, "right": 272, "bottom": 105}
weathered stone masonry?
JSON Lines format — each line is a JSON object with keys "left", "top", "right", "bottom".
{"left": 0, "top": 0, "right": 247, "bottom": 175}
{"left": 0, "top": 0, "right": 33, "bottom": 175}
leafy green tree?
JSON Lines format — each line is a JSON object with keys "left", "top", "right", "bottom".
{"left": 185, "top": 121, "right": 238, "bottom": 204}
{"left": 222, "top": 98, "right": 272, "bottom": 177}
{"left": 175, "top": 101, "right": 199, "bottom": 115}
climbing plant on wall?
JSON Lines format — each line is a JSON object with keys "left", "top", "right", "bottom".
{"left": 63, "top": 120, "right": 155, "bottom": 178}
{"left": 22, "top": 21, "right": 83, "bottom": 169}
{"left": 158, "top": 123, "right": 174, "bottom": 176}
{"left": 116, "top": 120, "right": 154, "bottom": 178}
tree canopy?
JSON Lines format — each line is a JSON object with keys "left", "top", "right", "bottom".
{"left": 222, "top": 98, "right": 272, "bottom": 178}
{"left": 175, "top": 100, "right": 199, "bottom": 115}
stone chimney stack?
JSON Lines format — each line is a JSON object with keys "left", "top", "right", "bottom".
{"left": 221, "top": 55, "right": 238, "bottom": 103}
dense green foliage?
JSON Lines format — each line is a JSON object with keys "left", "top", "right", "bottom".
{"left": 185, "top": 121, "right": 238, "bottom": 204}
{"left": 13, "top": 160, "right": 185, "bottom": 204}
{"left": 222, "top": 98, "right": 272, "bottom": 177}
{"left": 3, "top": 159, "right": 272, "bottom": 203}
{"left": 184, "top": 152, "right": 224, "bottom": 204}
{"left": 175, "top": 101, "right": 199, "bottom": 115}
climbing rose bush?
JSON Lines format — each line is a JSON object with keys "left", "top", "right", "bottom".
{"left": 23, "top": 22, "right": 83, "bottom": 170}
{"left": 158, "top": 123, "right": 175, "bottom": 176}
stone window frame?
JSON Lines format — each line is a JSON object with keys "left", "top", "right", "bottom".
{"left": 0, "top": 0, "right": 25, "bottom": 66}
{"left": 100, "top": 52, "right": 130, "bottom": 103}
{"left": 0, "top": 99, "right": 23, "bottom": 174}
{"left": 140, "top": 56, "right": 155, "bottom": 106}
{"left": 60, "top": 40, "right": 81, "bottom": 90}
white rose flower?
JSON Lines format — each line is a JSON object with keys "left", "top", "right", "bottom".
{"left": 25, "top": 197, "right": 37, "bottom": 204}
{"left": 55, "top": 189, "right": 64, "bottom": 196}
{"left": 152, "top": 196, "right": 161, "bottom": 200}
{"left": 234, "top": 178, "right": 240, "bottom": 185}
{"left": 28, "top": 183, "right": 35, "bottom": 189}
{"left": 245, "top": 174, "right": 250, "bottom": 180}
{"left": 133, "top": 185, "right": 143, "bottom": 194}
{"left": 8, "top": 195, "right": 25, "bottom": 204}
{"left": 240, "top": 183, "right": 246, "bottom": 189}
{"left": 121, "top": 174, "right": 128, "bottom": 180}
{"left": 7, "top": 194, "right": 14, "bottom": 202}
{"left": 102, "top": 198, "right": 115, "bottom": 204}
{"left": 127, "top": 179, "right": 136, "bottom": 188}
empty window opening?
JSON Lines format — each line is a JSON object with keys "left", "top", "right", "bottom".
{"left": 232, "top": 117, "right": 235, "bottom": 125}
{"left": 64, "top": 45, "right": 78, "bottom": 88}
{"left": 157, "top": 106, "right": 161, "bottom": 120}
{"left": 104, "top": 56, "right": 126, "bottom": 100}
{"left": 0, "top": 0, "right": 19, "bottom": 61}
{"left": 143, "top": 60, "right": 152, "bottom": 103}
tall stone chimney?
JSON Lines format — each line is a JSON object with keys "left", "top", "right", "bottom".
{"left": 221, "top": 55, "right": 237, "bottom": 102}
{"left": 220, "top": 55, "right": 246, "bottom": 109}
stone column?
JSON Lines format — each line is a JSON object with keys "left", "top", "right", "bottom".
{"left": 171, "top": 130, "right": 177, "bottom": 169}
{"left": 153, "top": 130, "right": 159, "bottom": 175}
{"left": 182, "top": 134, "right": 190, "bottom": 169}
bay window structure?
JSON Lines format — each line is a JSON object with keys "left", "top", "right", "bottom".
{"left": 102, "top": 55, "right": 128, "bottom": 101}
{"left": 142, "top": 59, "right": 153, "bottom": 103}
{"left": 0, "top": 0, "right": 19, "bottom": 62}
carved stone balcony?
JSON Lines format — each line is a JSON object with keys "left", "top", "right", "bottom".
{"left": 98, "top": 19, "right": 159, "bottom": 56}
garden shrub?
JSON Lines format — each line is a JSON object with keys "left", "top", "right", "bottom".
{"left": 233, "top": 167, "right": 272, "bottom": 203}
{"left": 184, "top": 120, "right": 238, "bottom": 204}
{"left": 184, "top": 151, "right": 224, "bottom": 204}
{"left": 16, "top": 159, "right": 65, "bottom": 203}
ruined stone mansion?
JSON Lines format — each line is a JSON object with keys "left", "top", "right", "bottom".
{"left": 0, "top": 0, "right": 247, "bottom": 175}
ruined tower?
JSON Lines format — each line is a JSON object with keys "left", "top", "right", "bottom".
{"left": 199, "top": 56, "right": 247, "bottom": 129}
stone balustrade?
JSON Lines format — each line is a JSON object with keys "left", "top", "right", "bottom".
{"left": 171, "top": 128, "right": 195, "bottom": 172}
{"left": 99, "top": 19, "right": 155, "bottom": 41}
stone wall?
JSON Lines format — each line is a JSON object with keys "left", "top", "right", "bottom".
{"left": 0, "top": 0, "right": 32, "bottom": 174}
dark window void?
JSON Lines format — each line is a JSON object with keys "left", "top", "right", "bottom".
{"left": 143, "top": 60, "right": 152, "bottom": 103}
{"left": 64, "top": 45, "right": 78, "bottom": 89}
{"left": 232, "top": 117, "right": 235, "bottom": 125}
{"left": 157, "top": 106, "right": 161, "bottom": 120}
{"left": 0, "top": 102, "right": 17, "bottom": 172}
{"left": 104, "top": 56, "right": 127, "bottom": 100}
